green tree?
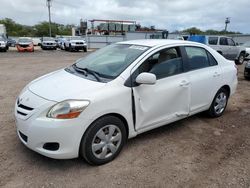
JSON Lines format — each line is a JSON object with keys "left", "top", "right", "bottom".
{"left": 183, "top": 27, "right": 204, "bottom": 35}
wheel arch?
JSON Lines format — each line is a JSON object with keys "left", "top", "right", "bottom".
{"left": 93, "top": 113, "right": 129, "bottom": 138}
{"left": 220, "top": 85, "right": 231, "bottom": 96}
{"left": 217, "top": 51, "right": 223, "bottom": 55}
{"left": 78, "top": 113, "right": 129, "bottom": 158}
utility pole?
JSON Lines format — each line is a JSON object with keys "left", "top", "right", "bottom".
{"left": 225, "top": 17, "right": 230, "bottom": 32}
{"left": 46, "top": 0, "right": 52, "bottom": 37}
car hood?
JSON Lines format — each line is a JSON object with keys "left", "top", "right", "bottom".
{"left": 18, "top": 42, "right": 32, "bottom": 45}
{"left": 43, "top": 40, "right": 56, "bottom": 43}
{"left": 28, "top": 69, "right": 106, "bottom": 102}
{"left": 70, "top": 40, "right": 85, "bottom": 43}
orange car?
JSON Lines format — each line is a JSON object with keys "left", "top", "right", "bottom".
{"left": 16, "top": 37, "right": 34, "bottom": 52}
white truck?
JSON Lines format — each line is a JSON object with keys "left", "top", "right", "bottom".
{"left": 188, "top": 35, "right": 246, "bottom": 64}
{"left": 64, "top": 36, "right": 87, "bottom": 52}
{"left": 0, "top": 24, "right": 6, "bottom": 38}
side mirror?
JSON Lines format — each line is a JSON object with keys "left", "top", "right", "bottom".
{"left": 136, "top": 72, "right": 156, "bottom": 85}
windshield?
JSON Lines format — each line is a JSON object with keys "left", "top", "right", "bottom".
{"left": 0, "top": 37, "right": 5, "bottom": 41}
{"left": 18, "top": 38, "right": 32, "bottom": 43}
{"left": 243, "top": 41, "right": 250, "bottom": 47}
{"left": 75, "top": 44, "right": 149, "bottom": 78}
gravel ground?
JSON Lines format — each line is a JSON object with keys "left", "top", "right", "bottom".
{"left": 0, "top": 47, "right": 250, "bottom": 188}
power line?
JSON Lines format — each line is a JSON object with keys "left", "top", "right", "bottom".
{"left": 46, "top": 0, "right": 52, "bottom": 37}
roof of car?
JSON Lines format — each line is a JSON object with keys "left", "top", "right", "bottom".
{"left": 118, "top": 39, "right": 201, "bottom": 47}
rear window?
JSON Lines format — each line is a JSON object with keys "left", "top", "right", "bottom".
{"left": 208, "top": 37, "right": 218, "bottom": 45}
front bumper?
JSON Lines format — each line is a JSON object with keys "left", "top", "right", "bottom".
{"left": 0, "top": 45, "right": 7, "bottom": 50}
{"left": 71, "top": 45, "right": 87, "bottom": 50}
{"left": 17, "top": 45, "right": 34, "bottom": 52}
{"left": 244, "top": 66, "right": 250, "bottom": 78}
{"left": 42, "top": 44, "right": 57, "bottom": 49}
{"left": 14, "top": 90, "right": 91, "bottom": 159}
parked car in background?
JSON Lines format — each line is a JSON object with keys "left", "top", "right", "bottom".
{"left": 15, "top": 40, "right": 237, "bottom": 165}
{"left": 32, "top": 38, "right": 41, "bottom": 46}
{"left": 242, "top": 41, "right": 250, "bottom": 60}
{"left": 244, "top": 61, "right": 250, "bottom": 79}
{"left": 188, "top": 35, "right": 246, "bottom": 64}
{"left": 58, "top": 37, "right": 68, "bottom": 50}
{"left": 16, "top": 37, "right": 34, "bottom": 52}
{"left": 7, "top": 38, "right": 16, "bottom": 47}
{"left": 64, "top": 36, "right": 87, "bottom": 52}
{"left": 41, "top": 37, "right": 57, "bottom": 50}
{"left": 0, "top": 36, "right": 8, "bottom": 52}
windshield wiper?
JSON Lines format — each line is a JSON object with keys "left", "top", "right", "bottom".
{"left": 72, "top": 64, "right": 101, "bottom": 82}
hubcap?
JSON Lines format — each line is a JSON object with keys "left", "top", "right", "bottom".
{"left": 91, "top": 125, "right": 122, "bottom": 159}
{"left": 239, "top": 55, "right": 244, "bottom": 64}
{"left": 214, "top": 92, "right": 227, "bottom": 114}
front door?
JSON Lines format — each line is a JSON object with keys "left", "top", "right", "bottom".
{"left": 131, "top": 47, "right": 190, "bottom": 132}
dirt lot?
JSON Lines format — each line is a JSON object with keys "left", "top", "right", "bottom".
{"left": 0, "top": 47, "right": 250, "bottom": 188}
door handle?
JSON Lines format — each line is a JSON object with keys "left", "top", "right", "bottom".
{"left": 213, "top": 72, "right": 221, "bottom": 77}
{"left": 180, "top": 80, "right": 190, "bottom": 87}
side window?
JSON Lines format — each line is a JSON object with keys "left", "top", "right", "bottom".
{"left": 185, "top": 47, "right": 210, "bottom": 70}
{"left": 219, "top": 37, "right": 228, "bottom": 45}
{"left": 207, "top": 51, "right": 218, "bottom": 66}
{"left": 208, "top": 37, "right": 218, "bottom": 45}
{"left": 137, "top": 47, "right": 183, "bottom": 80}
{"left": 227, "top": 38, "right": 235, "bottom": 46}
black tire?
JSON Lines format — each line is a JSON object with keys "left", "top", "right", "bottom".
{"left": 80, "top": 116, "right": 127, "bottom": 165}
{"left": 236, "top": 52, "right": 245, "bottom": 65}
{"left": 207, "top": 88, "right": 229, "bottom": 118}
{"left": 69, "top": 45, "right": 73, "bottom": 52}
{"left": 83, "top": 47, "right": 87, "bottom": 52}
{"left": 64, "top": 44, "right": 68, "bottom": 51}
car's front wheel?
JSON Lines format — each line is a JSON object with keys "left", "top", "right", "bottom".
{"left": 80, "top": 116, "right": 127, "bottom": 165}
{"left": 208, "top": 88, "right": 229, "bottom": 118}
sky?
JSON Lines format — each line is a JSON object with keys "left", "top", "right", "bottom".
{"left": 0, "top": 0, "right": 249, "bottom": 33}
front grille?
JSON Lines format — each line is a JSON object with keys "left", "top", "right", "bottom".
{"left": 76, "top": 42, "right": 83, "bottom": 45}
{"left": 19, "top": 131, "right": 28, "bottom": 142}
{"left": 19, "top": 44, "right": 29, "bottom": 48}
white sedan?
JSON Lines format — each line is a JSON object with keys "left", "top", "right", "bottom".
{"left": 15, "top": 40, "right": 238, "bottom": 165}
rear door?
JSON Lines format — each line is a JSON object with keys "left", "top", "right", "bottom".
{"left": 219, "top": 37, "right": 231, "bottom": 59}
{"left": 183, "top": 46, "right": 222, "bottom": 113}
{"left": 227, "top": 38, "right": 238, "bottom": 60}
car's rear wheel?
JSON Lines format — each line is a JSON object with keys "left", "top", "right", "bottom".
{"left": 208, "top": 88, "right": 229, "bottom": 118}
{"left": 80, "top": 116, "right": 127, "bottom": 165}
{"left": 237, "top": 52, "right": 245, "bottom": 65}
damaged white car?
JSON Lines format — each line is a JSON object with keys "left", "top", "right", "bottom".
{"left": 15, "top": 40, "right": 238, "bottom": 165}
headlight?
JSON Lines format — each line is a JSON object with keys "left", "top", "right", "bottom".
{"left": 246, "top": 62, "right": 250, "bottom": 68}
{"left": 71, "top": 42, "right": 76, "bottom": 45}
{"left": 47, "top": 100, "right": 90, "bottom": 119}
